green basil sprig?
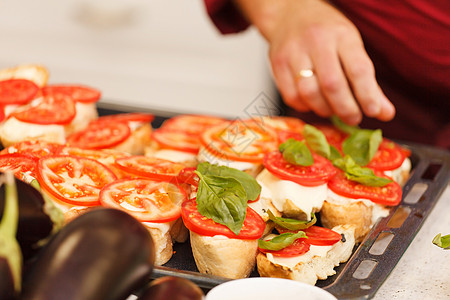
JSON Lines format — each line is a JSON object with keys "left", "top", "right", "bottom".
{"left": 432, "top": 233, "right": 450, "bottom": 249}
{"left": 333, "top": 155, "right": 392, "bottom": 187}
{"left": 258, "top": 231, "right": 308, "bottom": 251}
{"left": 279, "top": 138, "right": 313, "bottom": 166}
{"left": 331, "top": 115, "right": 359, "bottom": 134}
{"left": 303, "top": 124, "right": 342, "bottom": 161}
{"left": 268, "top": 210, "right": 317, "bottom": 231}
{"left": 197, "top": 162, "right": 261, "bottom": 201}
{"left": 342, "top": 129, "right": 382, "bottom": 166}
{"left": 195, "top": 162, "right": 261, "bottom": 235}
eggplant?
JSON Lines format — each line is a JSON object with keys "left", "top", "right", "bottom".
{"left": 0, "top": 177, "right": 63, "bottom": 261}
{"left": 0, "top": 173, "right": 22, "bottom": 300}
{"left": 21, "top": 207, "right": 155, "bottom": 300}
{"left": 137, "top": 276, "right": 204, "bottom": 300}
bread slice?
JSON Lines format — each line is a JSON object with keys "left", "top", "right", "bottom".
{"left": 256, "top": 225, "right": 356, "bottom": 285}
{"left": 0, "top": 117, "right": 66, "bottom": 147}
{"left": 142, "top": 218, "right": 189, "bottom": 266}
{"left": 190, "top": 231, "right": 258, "bottom": 279}
{"left": 113, "top": 123, "right": 152, "bottom": 155}
{"left": 320, "top": 195, "right": 390, "bottom": 243}
{"left": 0, "top": 64, "right": 49, "bottom": 87}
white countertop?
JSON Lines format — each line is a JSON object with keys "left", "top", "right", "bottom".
{"left": 373, "top": 184, "right": 450, "bottom": 299}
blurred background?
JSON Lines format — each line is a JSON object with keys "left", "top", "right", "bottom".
{"left": 0, "top": 0, "right": 277, "bottom": 118}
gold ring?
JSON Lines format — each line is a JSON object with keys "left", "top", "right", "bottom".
{"left": 296, "top": 69, "right": 315, "bottom": 79}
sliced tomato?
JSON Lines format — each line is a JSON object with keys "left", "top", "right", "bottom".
{"left": 181, "top": 199, "right": 265, "bottom": 239}
{"left": 0, "top": 79, "right": 39, "bottom": 105}
{"left": 152, "top": 128, "right": 200, "bottom": 154}
{"left": 264, "top": 151, "right": 337, "bottom": 186}
{"left": 367, "top": 139, "right": 406, "bottom": 171}
{"left": 257, "top": 116, "right": 305, "bottom": 134}
{"left": 115, "top": 156, "right": 186, "bottom": 181}
{"left": 0, "top": 140, "right": 63, "bottom": 158}
{"left": 0, "top": 105, "right": 5, "bottom": 122}
{"left": 37, "top": 155, "right": 118, "bottom": 206}
{"left": 99, "top": 178, "right": 186, "bottom": 222}
{"left": 93, "top": 112, "right": 154, "bottom": 124}
{"left": 161, "top": 114, "right": 227, "bottom": 135}
{"left": 200, "top": 119, "right": 278, "bottom": 163}
{"left": 175, "top": 167, "right": 199, "bottom": 187}
{"left": 328, "top": 171, "right": 402, "bottom": 206}
{"left": 42, "top": 84, "right": 101, "bottom": 103}
{"left": 12, "top": 94, "right": 76, "bottom": 125}
{"left": 66, "top": 122, "right": 131, "bottom": 150}
{"left": 258, "top": 237, "right": 310, "bottom": 257}
{"left": 0, "top": 153, "right": 39, "bottom": 180}
{"left": 277, "top": 130, "right": 304, "bottom": 144}
{"left": 277, "top": 226, "right": 342, "bottom": 246}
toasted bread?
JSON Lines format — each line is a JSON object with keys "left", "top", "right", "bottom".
{"left": 256, "top": 225, "right": 356, "bottom": 285}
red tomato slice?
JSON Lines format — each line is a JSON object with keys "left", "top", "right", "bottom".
{"left": 42, "top": 84, "right": 101, "bottom": 103}
{"left": 99, "top": 178, "right": 186, "bottom": 222}
{"left": 161, "top": 114, "right": 227, "bottom": 135}
{"left": 0, "top": 140, "right": 63, "bottom": 158}
{"left": 181, "top": 199, "right": 265, "bottom": 239}
{"left": 258, "top": 116, "right": 305, "bottom": 134}
{"left": 0, "top": 105, "right": 5, "bottom": 122}
{"left": 93, "top": 112, "right": 154, "bottom": 124}
{"left": 277, "top": 130, "right": 304, "bottom": 144}
{"left": 258, "top": 237, "right": 310, "bottom": 257}
{"left": 0, "top": 153, "right": 39, "bottom": 180}
{"left": 328, "top": 171, "right": 402, "bottom": 206}
{"left": 277, "top": 226, "right": 342, "bottom": 246}
{"left": 115, "top": 156, "right": 186, "bottom": 181}
{"left": 367, "top": 139, "right": 406, "bottom": 171}
{"left": 12, "top": 94, "right": 76, "bottom": 125}
{"left": 175, "top": 167, "right": 199, "bottom": 187}
{"left": 263, "top": 151, "right": 337, "bottom": 186}
{"left": 66, "top": 122, "right": 131, "bottom": 150}
{"left": 0, "top": 79, "right": 39, "bottom": 105}
{"left": 152, "top": 128, "right": 200, "bottom": 154}
{"left": 200, "top": 119, "right": 278, "bottom": 163}
{"left": 37, "top": 155, "right": 117, "bottom": 206}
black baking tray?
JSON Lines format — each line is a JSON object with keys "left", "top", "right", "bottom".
{"left": 99, "top": 105, "right": 450, "bottom": 300}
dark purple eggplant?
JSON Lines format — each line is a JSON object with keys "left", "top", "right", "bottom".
{"left": 21, "top": 207, "right": 155, "bottom": 300}
{"left": 0, "top": 177, "right": 63, "bottom": 261}
{"left": 137, "top": 276, "right": 204, "bottom": 300}
{"left": 0, "top": 173, "right": 22, "bottom": 300}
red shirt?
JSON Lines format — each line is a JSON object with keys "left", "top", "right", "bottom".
{"left": 204, "top": 0, "right": 450, "bottom": 149}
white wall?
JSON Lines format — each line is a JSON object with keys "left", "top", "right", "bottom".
{"left": 0, "top": 0, "right": 277, "bottom": 118}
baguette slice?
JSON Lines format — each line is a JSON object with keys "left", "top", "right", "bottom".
{"left": 257, "top": 225, "right": 356, "bottom": 285}
{"left": 112, "top": 122, "right": 152, "bottom": 155}
{"left": 190, "top": 231, "right": 258, "bottom": 279}
{"left": 0, "top": 64, "right": 49, "bottom": 87}
{"left": 142, "top": 218, "right": 189, "bottom": 266}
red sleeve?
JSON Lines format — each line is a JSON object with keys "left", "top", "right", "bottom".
{"left": 204, "top": 0, "right": 250, "bottom": 34}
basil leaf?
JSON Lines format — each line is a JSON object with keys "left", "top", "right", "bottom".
{"left": 342, "top": 129, "right": 382, "bottom": 166}
{"left": 258, "top": 231, "right": 307, "bottom": 251}
{"left": 268, "top": 210, "right": 317, "bottom": 231}
{"left": 329, "top": 145, "right": 343, "bottom": 161}
{"left": 197, "top": 162, "right": 261, "bottom": 201}
{"left": 333, "top": 156, "right": 393, "bottom": 187}
{"left": 195, "top": 171, "right": 248, "bottom": 235}
{"left": 432, "top": 233, "right": 450, "bottom": 249}
{"left": 303, "top": 124, "right": 331, "bottom": 159}
{"left": 279, "top": 138, "right": 313, "bottom": 166}
{"left": 331, "top": 115, "right": 359, "bottom": 134}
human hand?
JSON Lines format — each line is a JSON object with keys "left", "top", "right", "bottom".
{"left": 234, "top": 0, "right": 395, "bottom": 125}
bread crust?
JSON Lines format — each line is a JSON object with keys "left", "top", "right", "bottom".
{"left": 0, "top": 64, "right": 49, "bottom": 87}
{"left": 320, "top": 200, "right": 372, "bottom": 243}
{"left": 145, "top": 225, "right": 174, "bottom": 266}
{"left": 190, "top": 231, "right": 258, "bottom": 279}
{"left": 257, "top": 225, "right": 356, "bottom": 285}
{"left": 113, "top": 123, "right": 152, "bottom": 155}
